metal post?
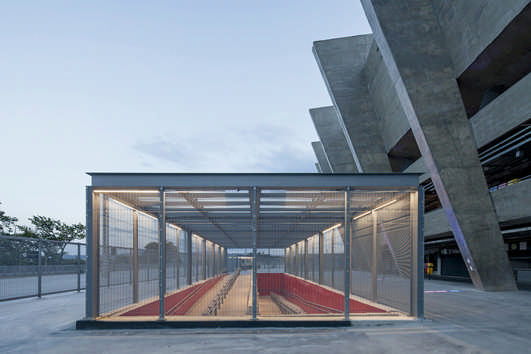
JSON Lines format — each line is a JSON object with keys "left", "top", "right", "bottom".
{"left": 304, "top": 239, "right": 308, "bottom": 279}
{"left": 86, "top": 187, "right": 99, "bottom": 318}
{"left": 77, "top": 243, "right": 81, "bottom": 292}
{"left": 37, "top": 238, "right": 42, "bottom": 298}
{"left": 372, "top": 211, "right": 378, "bottom": 301}
{"left": 176, "top": 230, "right": 180, "bottom": 288}
{"left": 331, "top": 230, "right": 335, "bottom": 288}
{"left": 344, "top": 187, "right": 351, "bottom": 320}
{"left": 132, "top": 210, "right": 139, "bottom": 303}
{"left": 294, "top": 243, "right": 298, "bottom": 276}
{"left": 318, "top": 232, "right": 324, "bottom": 284}
{"left": 158, "top": 187, "right": 166, "bottom": 321}
{"left": 411, "top": 188, "right": 424, "bottom": 318}
{"left": 202, "top": 239, "right": 206, "bottom": 280}
{"left": 186, "top": 231, "right": 192, "bottom": 285}
{"left": 251, "top": 186, "right": 258, "bottom": 320}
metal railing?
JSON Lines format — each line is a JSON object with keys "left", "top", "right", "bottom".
{"left": 0, "top": 235, "right": 86, "bottom": 301}
{"left": 204, "top": 269, "right": 240, "bottom": 316}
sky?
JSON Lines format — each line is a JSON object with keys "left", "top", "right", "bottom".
{"left": 0, "top": 0, "right": 371, "bottom": 226}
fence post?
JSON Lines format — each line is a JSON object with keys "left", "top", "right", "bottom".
{"left": 77, "top": 243, "right": 81, "bottom": 292}
{"left": 37, "top": 238, "right": 42, "bottom": 298}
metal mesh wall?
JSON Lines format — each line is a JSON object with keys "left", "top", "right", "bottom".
{"left": 165, "top": 225, "right": 179, "bottom": 293}
{"left": 351, "top": 191, "right": 414, "bottom": 314}
{"left": 99, "top": 197, "right": 135, "bottom": 314}
{"left": 88, "top": 185, "right": 419, "bottom": 319}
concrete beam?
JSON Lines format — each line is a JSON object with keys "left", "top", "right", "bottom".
{"left": 432, "top": 0, "right": 530, "bottom": 76}
{"left": 365, "top": 40, "right": 411, "bottom": 153}
{"left": 310, "top": 107, "right": 358, "bottom": 173}
{"left": 313, "top": 35, "right": 392, "bottom": 172}
{"left": 311, "top": 141, "right": 333, "bottom": 173}
{"left": 361, "top": 0, "right": 516, "bottom": 290}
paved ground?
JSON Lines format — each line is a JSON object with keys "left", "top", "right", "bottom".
{"left": 0, "top": 280, "right": 529, "bottom": 353}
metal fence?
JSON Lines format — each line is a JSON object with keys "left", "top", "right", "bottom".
{"left": 0, "top": 235, "right": 86, "bottom": 301}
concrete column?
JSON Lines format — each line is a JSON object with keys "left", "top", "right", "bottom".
{"left": 311, "top": 141, "right": 333, "bottom": 173}
{"left": 310, "top": 107, "right": 358, "bottom": 173}
{"left": 313, "top": 35, "right": 392, "bottom": 173}
{"left": 361, "top": 0, "right": 517, "bottom": 290}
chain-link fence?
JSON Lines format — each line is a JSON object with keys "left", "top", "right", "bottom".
{"left": 0, "top": 235, "right": 86, "bottom": 301}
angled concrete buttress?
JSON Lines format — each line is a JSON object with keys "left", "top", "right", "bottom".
{"left": 313, "top": 35, "right": 392, "bottom": 173}
{"left": 311, "top": 141, "right": 333, "bottom": 173}
{"left": 310, "top": 107, "right": 358, "bottom": 173}
{"left": 361, "top": 0, "right": 517, "bottom": 290}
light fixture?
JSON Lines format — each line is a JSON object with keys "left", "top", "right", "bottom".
{"left": 322, "top": 223, "right": 342, "bottom": 233}
{"left": 352, "top": 199, "right": 398, "bottom": 221}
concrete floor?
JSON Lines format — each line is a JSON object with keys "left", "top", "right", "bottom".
{"left": 0, "top": 280, "right": 530, "bottom": 353}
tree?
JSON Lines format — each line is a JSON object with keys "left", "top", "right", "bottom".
{"left": 20, "top": 216, "right": 85, "bottom": 261}
{"left": 0, "top": 202, "right": 18, "bottom": 235}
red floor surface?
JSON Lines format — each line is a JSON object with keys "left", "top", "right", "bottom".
{"left": 257, "top": 273, "right": 386, "bottom": 314}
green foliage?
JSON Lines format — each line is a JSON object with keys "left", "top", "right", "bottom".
{"left": 0, "top": 203, "right": 86, "bottom": 264}
{"left": 0, "top": 202, "right": 18, "bottom": 235}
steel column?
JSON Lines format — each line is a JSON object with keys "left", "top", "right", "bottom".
{"left": 202, "top": 239, "right": 206, "bottom": 280}
{"left": 411, "top": 188, "right": 424, "bottom": 318}
{"left": 132, "top": 210, "right": 139, "bottom": 303}
{"left": 251, "top": 186, "right": 258, "bottom": 320}
{"left": 372, "top": 211, "right": 378, "bottom": 301}
{"left": 186, "top": 231, "right": 192, "bottom": 285}
{"left": 176, "top": 230, "right": 180, "bottom": 288}
{"left": 318, "top": 232, "right": 324, "bottom": 284}
{"left": 344, "top": 187, "right": 351, "bottom": 320}
{"left": 304, "top": 238, "right": 309, "bottom": 279}
{"left": 331, "top": 230, "right": 335, "bottom": 288}
{"left": 86, "top": 187, "right": 99, "bottom": 318}
{"left": 158, "top": 188, "right": 166, "bottom": 320}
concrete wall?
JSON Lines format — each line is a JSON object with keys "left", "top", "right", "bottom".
{"left": 425, "top": 179, "right": 531, "bottom": 237}
{"left": 432, "top": 0, "right": 531, "bottom": 76}
{"left": 470, "top": 71, "right": 531, "bottom": 147}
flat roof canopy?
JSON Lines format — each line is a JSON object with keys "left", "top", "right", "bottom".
{"left": 88, "top": 173, "right": 420, "bottom": 249}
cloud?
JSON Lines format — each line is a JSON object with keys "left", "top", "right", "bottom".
{"left": 133, "top": 122, "right": 315, "bottom": 172}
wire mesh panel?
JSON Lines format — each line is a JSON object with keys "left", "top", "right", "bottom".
{"left": 350, "top": 190, "right": 415, "bottom": 314}
{"left": 165, "top": 225, "right": 179, "bottom": 293}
